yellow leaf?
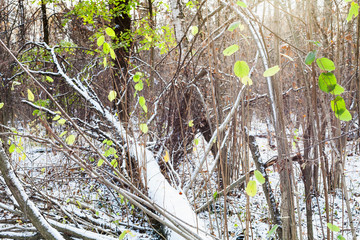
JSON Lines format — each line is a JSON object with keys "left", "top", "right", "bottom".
{"left": 0, "top": 102, "right": 3, "bottom": 109}
{"left": 108, "top": 90, "right": 117, "bottom": 102}
{"left": 164, "top": 150, "right": 170, "bottom": 162}
{"left": 27, "top": 89, "right": 35, "bottom": 102}
{"left": 245, "top": 180, "right": 257, "bottom": 197}
{"left": 241, "top": 76, "right": 253, "bottom": 86}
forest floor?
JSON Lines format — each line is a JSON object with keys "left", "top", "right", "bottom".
{"left": 0, "top": 120, "right": 360, "bottom": 240}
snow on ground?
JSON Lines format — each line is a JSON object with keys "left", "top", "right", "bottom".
{"left": 1, "top": 119, "right": 360, "bottom": 239}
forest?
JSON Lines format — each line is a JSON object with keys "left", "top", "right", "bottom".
{"left": 0, "top": 0, "right": 360, "bottom": 239}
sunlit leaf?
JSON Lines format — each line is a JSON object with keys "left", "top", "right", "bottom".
{"left": 191, "top": 26, "right": 198, "bottom": 35}
{"left": 119, "top": 230, "right": 131, "bottom": 240}
{"left": 327, "top": 223, "right": 340, "bottom": 232}
{"left": 53, "top": 115, "right": 61, "bottom": 121}
{"left": 305, "top": 51, "right": 316, "bottom": 65}
{"left": 254, "top": 170, "right": 265, "bottom": 184}
{"left": 111, "top": 159, "right": 118, "bottom": 168}
{"left": 139, "top": 123, "right": 148, "bottom": 134}
{"left": 245, "top": 180, "right": 257, "bottom": 197}
{"left": 263, "top": 65, "right": 280, "bottom": 77}
{"left": 27, "top": 89, "right": 35, "bottom": 102}
{"left": 332, "top": 84, "right": 345, "bottom": 95}
{"left": 241, "top": 76, "right": 253, "bottom": 86}
{"left": 213, "top": 191, "right": 218, "bottom": 200}
{"left": 236, "top": 1, "right": 247, "bottom": 8}
{"left": 46, "top": 76, "right": 54, "bottom": 82}
{"left": 135, "top": 81, "right": 143, "bottom": 91}
{"left": 234, "top": 61, "right": 249, "bottom": 78}
{"left": 97, "top": 159, "right": 104, "bottom": 167}
{"left": 58, "top": 119, "right": 66, "bottom": 125}
{"left": 59, "top": 131, "right": 67, "bottom": 137}
{"left": 194, "top": 138, "right": 199, "bottom": 146}
{"left": 105, "top": 27, "right": 116, "bottom": 37}
{"left": 0, "top": 102, "right": 4, "bottom": 109}
{"left": 267, "top": 225, "right": 279, "bottom": 238}
{"left": 66, "top": 135, "right": 75, "bottom": 145}
{"left": 164, "top": 150, "right": 170, "bottom": 162}
{"left": 110, "top": 48, "right": 116, "bottom": 60}
{"left": 188, "top": 120, "right": 194, "bottom": 127}
{"left": 228, "top": 21, "right": 240, "bottom": 32}
{"left": 337, "top": 234, "right": 346, "bottom": 240}
{"left": 103, "top": 42, "right": 110, "bottom": 54}
{"left": 97, "top": 35, "right": 105, "bottom": 46}
{"left": 9, "top": 144, "right": 15, "bottom": 153}
{"left": 108, "top": 90, "right": 117, "bottom": 102}
{"left": 223, "top": 44, "right": 239, "bottom": 56}
{"left": 139, "top": 96, "right": 146, "bottom": 107}
{"left": 316, "top": 58, "right": 335, "bottom": 71}
{"left": 103, "top": 57, "right": 107, "bottom": 67}
{"left": 347, "top": 2, "right": 359, "bottom": 22}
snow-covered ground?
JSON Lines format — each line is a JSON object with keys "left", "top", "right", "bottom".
{"left": 1, "top": 119, "right": 360, "bottom": 239}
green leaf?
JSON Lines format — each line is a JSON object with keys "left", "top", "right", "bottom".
{"left": 331, "top": 96, "right": 346, "bottom": 114}
{"left": 191, "top": 26, "right": 198, "bottom": 35}
{"left": 332, "top": 84, "right": 345, "bottom": 95}
{"left": 194, "top": 138, "right": 199, "bottom": 146}
{"left": 105, "top": 27, "right": 116, "bottom": 37}
{"left": 27, "top": 89, "right": 35, "bottom": 102}
{"left": 0, "top": 102, "right": 4, "bottom": 109}
{"left": 188, "top": 120, "right": 194, "bottom": 127}
{"left": 97, "top": 159, "right": 104, "bottom": 167}
{"left": 241, "top": 76, "right": 253, "bottom": 86}
{"left": 263, "top": 65, "right": 280, "bottom": 77}
{"left": 139, "top": 96, "right": 146, "bottom": 107}
{"left": 228, "top": 21, "right": 240, "bottom": 32}
{"left": 331, "top": 96, "right": 352, "bottom": 121}
{"left": 213, "top": 191, "right": 218, "bottom": 200}
{"left": 111, "top": 159, "right": 118, "bottom": 168}
{"left": 305, "top": 51, "right": 316, "bottom": 65}
{"left": 318, "top": 72, "right": 337, "bottom": 93}
{"left": 109, "top": 48, "right": 116, "bottom": 60}
{"left": 58, "top": 119, "right": 66, "bottom": 125}
{"left": 234, "top": 61, "right": 249, "bottom": 78}
{"left": 236, "top": 1, "right": 247, "bottom": 8}
{"left": 135, "top": 81, "right": 143, "bottom": 91}
{"left": 66, "top": 135, "right": 75, "bottom": 145}
{"left": 139, "top": 123, "right": 148, "bottom": 134}
{"left": 245, "top": 180, "right": 257, "bottom": 197}
{"left": 223, "top": 44, "right": 239, "bottom": 56}
{"left": 119, "top": 230, "right": 131, "bottom": 240}
{"left": 103, "top": 57, "right": 107, "bottom": 67}
{"left": 337, "top": 234, "right": 346, "bottom": 240}
{"left": 347, "top": 2, "right": 359, "bottom": 22}
{"left": 108, "top": 90, "right": 117, "bottom": 102}
{"left": 327, "top": 223, "right": 340, "bottom": 232}
{"left": 59, "top": 131, "right": 67, "bottom": 137}
{"left": 338, "top": 109, "right": 352, "bottom": 121}
{"left": 103, "top": 42, "right": 110, "bottom": 54}
{"left": 97, "top": 35, "right": 105, "bottom": 46}
{"left": 46, "top": 76, "right": 54, "bottom": 82}
{"left": 316, "top": 58, "right": 335, "bottom": 71}
{"left": 254, "top": 170, "right": 265, "bottom": 184}
{"left": 9, "top": 144, "right": 15, "bottom": 153}
{"left": 267, "top": 224, "right": 279, "bottom": 238}
{"left": 133, "top": 72, "right": 143, "bottom": 83}
{"left": 53, "top": 115, "right": 61, "bottom": 121}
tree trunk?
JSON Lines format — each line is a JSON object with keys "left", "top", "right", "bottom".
{"left": 273, "top": 1, "right": 297, "bottom": 239}
{"left": 111, "top": 0, "right": 131, "bottom": 121}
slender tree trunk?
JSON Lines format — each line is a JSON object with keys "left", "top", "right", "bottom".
{"left": 273, "top": 2, "right": 297, "bottom": 239}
